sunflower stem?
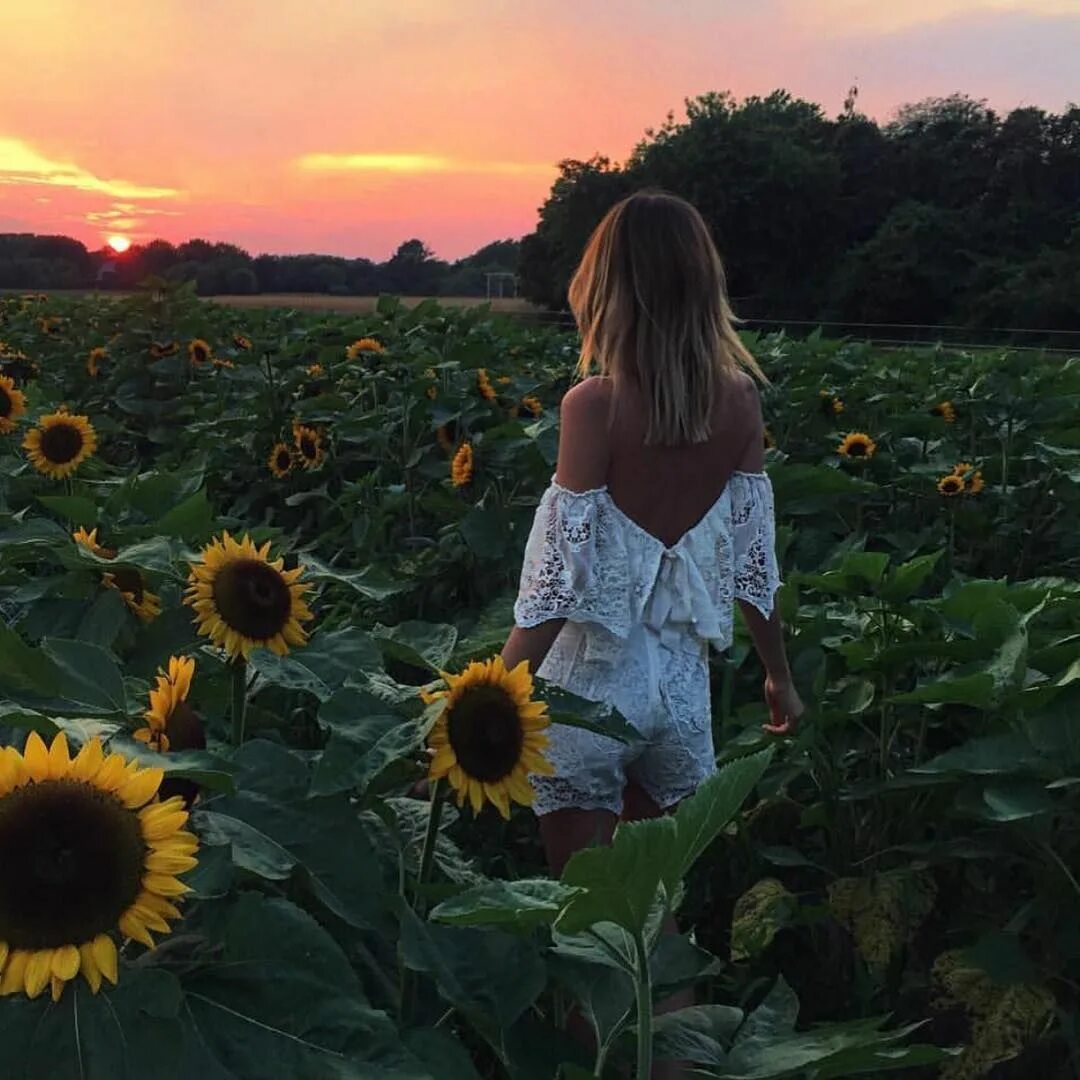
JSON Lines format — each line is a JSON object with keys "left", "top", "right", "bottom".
{"left": 413, "top": 777, "right": 445, "bottom": 915}
{"left": 230, "top": 657, "right": 248, "bottom": 745}
{"left": 632, "top": 928, "right": 654, "bottom": 1079}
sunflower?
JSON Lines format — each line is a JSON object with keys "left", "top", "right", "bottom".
{"left": 149, "top": 341, "right": 178, "bottom": 359}
{"left": 937, "top": 474, "right": 965, "bottom": 496}
{"left": 292, "top": 422, "right": 325, "bottom": 469}
{"left": 23, "top": 410, "right": 98, "bottom": 479}
{"left": 101, "top": 568, "right": 163, "bottom": 623}
{"left": 0, "top": 374, "right": 27, "bottom": 434}
{"left": 837, "top": 432, "right": 876, "bottom": 459}
{"left": 436, "top": 425, "right": 454, "bottom": 454}
{"left": 184, "top": 531, "right": 314, "bottom": 660}
{"left": 424, "top": 657, "right": 553, "bottom": 818}
{"left": 73, "top": 528, "right": 161, "bottom": 621}
{"left": 73, "top": 526, "right": 116, "bottom": 560}
{"left": 0, "top": 731, "right": 198, "bottom": 1002}
{"left": 497, "top": 375, "right": 513, "bottom": 386}
{"left": 306, "top": 362, "right": 325, "bottom": 378}
{"left": 268, "top": 441, "right": 294, "bottom": 478}
{"left": 346, "top": 337, "right": 385, "bottom": 360}
{"left": 521, "top": 395, "right": 543, "bottom": 417}
{"left": 233, "top": 334, "right": 252, "bottom": 351}
{"left": 952, "top": 462, "right": 974, "bottom": 477}
{"left": 931, "top": 401, "right": 957, "bottom": 423}
{"left": 86, "top": 347, "right": 108, "bottom": 378}
{"left": 212, "top": 356, "right": 235, "bottom": 370}
{"left": 477, "top": 368, "right": 497, "bottom": 402}
{"left": 763, "top": 426, "right": 776, "bottom": 449}
{"left": 0, "top": 351, "right": 38, "bottom": 383}
{"left": 188, "top": 339, "right": 211, "bottom": 366}
{"left": 38, "top": 316, "right": 62, "bottom": 335}
{"left": 135, "top": 657, "right": 203, "bottom": 755}
{"left": 967, "top": 471, "right": 985, "bottom": 495}
{"left": 451, "top": 442, "right": 473, "bottom": 486}
{"left": 819, "top": 390, "right": 844, "bottom": 417}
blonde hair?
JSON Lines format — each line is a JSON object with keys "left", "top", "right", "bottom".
{"left": 567, "top": 190, "right": 765, "bottom": 445}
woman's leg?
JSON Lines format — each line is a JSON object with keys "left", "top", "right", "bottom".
{"left": 621, "top": 782, "right": 690, "bottom": 1080}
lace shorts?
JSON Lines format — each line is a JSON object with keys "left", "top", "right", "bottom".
{"left": 530, "top": 707, "right": 717, "bottom": 816}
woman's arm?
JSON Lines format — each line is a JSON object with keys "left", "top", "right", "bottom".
{"left": 738, "top": 600, "right": 804, "bottom": 735}
{"left": 501, "top": 621, "right": 564, "bottom": 675}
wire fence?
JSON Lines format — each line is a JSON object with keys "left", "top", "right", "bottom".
{"left": 507, "top": 309, "right": 1080, "bottom": 354}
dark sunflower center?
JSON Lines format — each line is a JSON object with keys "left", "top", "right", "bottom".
{"left": 0, "top": 779, "right": 146, "bottom": 949}
{"left": 0, "top": 386, "right": 10, "bottom": 418}
{"left": 847, "top": 441, "right": 867, "bottom": 457}
{"left": 193, "top": 345, "right": 207, "bottom": 361}
{"left": 211, "top": 557, "right": 293, "bottom": 640}
{"left": 40, "top": 421, "right": 84, "bottom": 464}
{"left": 446, "top": 685, "right": 525, "bottom": 783}
{"left": 300, "top": 435, "right": 318, "bottom": 459}
{"left": 275, "top": 449, "right": 291, "bottom": 470}
{"left": 110, "top": 567, "right": 144, "bottom": 602}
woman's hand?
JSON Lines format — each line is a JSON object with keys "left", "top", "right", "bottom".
{"left": 763, "top": 675, "right": 804, "bottom": 736}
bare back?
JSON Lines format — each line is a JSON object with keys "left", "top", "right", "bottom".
{"left": 604, "top": 372, "right": 763, "bottom": 549}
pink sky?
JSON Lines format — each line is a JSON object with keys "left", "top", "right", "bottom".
{"left": 1, "top": 0, "right": 1076, "bottom": 260}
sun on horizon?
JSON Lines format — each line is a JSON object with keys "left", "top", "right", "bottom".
{"left": 107, "top": 235, "right": 131, "bottom": 254}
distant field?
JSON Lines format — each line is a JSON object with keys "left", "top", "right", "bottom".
{"left": 0, "top": 288, "right": 539, "bottom": 316}
{"left": 210, "top": 294, "right": 540, "bottom": 314}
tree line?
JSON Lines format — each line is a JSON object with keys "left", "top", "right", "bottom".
{"left": 520, "top": 90, "right": 1080, "bottom": 331}
{"left": 0, "top": 235, "right": 521, "bottom": 299}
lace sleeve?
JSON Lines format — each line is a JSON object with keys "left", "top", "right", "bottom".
{"left": 730, "top": 472, "right": 781, "bottom": 617}
{"left": 513, "top": 482, "right": 632, "bottom": 637}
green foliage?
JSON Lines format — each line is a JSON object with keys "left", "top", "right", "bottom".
{"left": 2, "top": 292, "right": 1079, "bottom": 1074}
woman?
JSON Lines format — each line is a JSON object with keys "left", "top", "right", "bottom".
{"left": 501, "top": 191, "right": 804, "bottom": 1075}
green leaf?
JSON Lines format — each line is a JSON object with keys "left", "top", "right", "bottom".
{"left": 666, "top": 749, "right": 774, "bottom": 888}
{"left": 404, "top": 1029, "right": 483, "bottom": 1080}
{"left": 36, "top": 493, "right": 98, "bottom": 526}
{"left": 154, "top": 487, "right": 214, "bottom": 541}
{"left": 180, "top": 894, "right": 411, "bottom": 1079}
{"left": 543, "top": 685, "right": 640, "bottom": 745}
{"left": 431, "top": 878, "right": 581, "bottom": 932}
{"left": 459, "top": 505, "right": 507, "bottom": 558}
{"left": 304, "top": 555, "right": 411, "bottom": 600}
{"left": 372, "top": 621, "right": 458, "bottom": 673}
{"left": 249, "top": 627, "right": 382, "bottom": 701}
{"left": 913, "top": 733, "right": 1042, "bottom": 776}
{"left": 399, "top": 905, "right": 547, "bottom": 1032}
{"left": 557, "top": 815, "right": 678, "bottom": 935}
{"left": 0, "top": 968, "right": 185, "bottom": 1080}
{"left": 41, "top": 637, "right": 128, "bottom": 714}
{"left": 75, "top": 586, "right": 130, "bottom": 649}
{"left": 652, "top": 1005, "right": 744, "bottom": 1066}
{"left": 890, "top": 672, "right": 995, "bottom": 708}
{"left": 881, "top": 550, "right": 942, "bottom": 603}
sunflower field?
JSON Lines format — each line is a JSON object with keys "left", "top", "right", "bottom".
{"left": 0, "top": 285, "right": 1079, "bottom": 1078}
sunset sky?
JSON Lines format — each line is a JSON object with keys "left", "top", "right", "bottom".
{"left": 1, "top": 0, "right": 1076, "bottom": 260}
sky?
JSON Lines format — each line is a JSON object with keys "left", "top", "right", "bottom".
{"left": 0, "top": 0, "right": 1077, "bottom": 261}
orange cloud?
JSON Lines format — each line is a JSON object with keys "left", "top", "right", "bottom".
{"left": 0, "top": 137, "right": 179, "bottom": 200}
{"left": 803, "top": 0, "right": 1077, "bottom": 33}
{"left": 296, "top": 152, "right": 556, "bottom": 177}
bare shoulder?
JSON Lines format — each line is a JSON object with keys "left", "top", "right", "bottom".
{"left": 561, "top": 375, "right": 612, "bottom": 417}
{"left": 556, "top": 377, "right": 611, "bottom": 491}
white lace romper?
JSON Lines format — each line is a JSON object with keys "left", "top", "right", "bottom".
{"left": 513, "top": 472, "right": 781, "bottom": 815}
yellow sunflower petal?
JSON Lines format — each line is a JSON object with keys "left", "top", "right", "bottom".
{"left": 142, "top": 873, "right": 190, "bottom": 897}
{"left": 92, "top": 935, "right": 118, "bottom": 985}
{"left": 79, "top": 943, "right": 102, "bottom": 993}
{"left": 24, "top": 950, "right": 52, "bottom": 999}
{"left": 467, "top": 777, "right": 485, "bottom": 815}
{"left": 118, "top": 911, "right": 155, "bottom": 948}
{"left": 0, "top": 951, "right": 28, "bottom": 996}
{"left": 145, "top": 850, "right": 199, "bottom": 874}
{"left": 118, "top": 766, "right": 164, "bottom": 809}
{"left": 50, "top": 944, "right": 80, "bottom": 982}
{"left": 484, "top": 782, "right": 511, "bottom": 820}
{"left": 23, "top": 731, "right": 49, "bottom": 782}
{"left": 70, "top": 737, "right": 105, "bottom": 782}
{"left": 46, "top": 732, "right": 71, "bottom": 779}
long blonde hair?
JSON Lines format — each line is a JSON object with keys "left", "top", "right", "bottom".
{"left": 567, "top": 190, "right": 764, "bottom": 446}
